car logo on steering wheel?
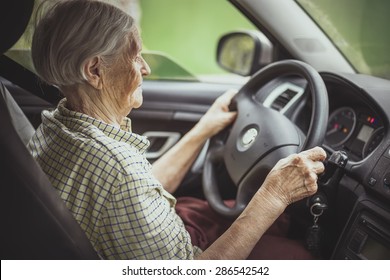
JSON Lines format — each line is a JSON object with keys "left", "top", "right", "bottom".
{"left": 241, "top": 127, "right": 258, "bottom": 148}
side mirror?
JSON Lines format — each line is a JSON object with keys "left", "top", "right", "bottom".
{"left": 217, "top": 31, "right": 273, "bottom": 76}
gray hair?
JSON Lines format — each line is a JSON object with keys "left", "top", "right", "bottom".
{"left": 31, "top": 0, "right": 140, "bottom": 87}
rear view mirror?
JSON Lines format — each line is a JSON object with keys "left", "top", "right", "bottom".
{"left": 217, "top": 31, "right": 273, "bottom": 76}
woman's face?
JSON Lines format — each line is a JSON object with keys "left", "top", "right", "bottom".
{"left": 103, "top": 38, "right": 150, "bottom": 117}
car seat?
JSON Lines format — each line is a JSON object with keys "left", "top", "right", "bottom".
{"left": 0, "top": 0, "right": 100, "bottom": 259}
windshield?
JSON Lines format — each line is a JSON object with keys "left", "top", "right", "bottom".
{"left": 296, "top": 0, "right": 390, "bottom": 79}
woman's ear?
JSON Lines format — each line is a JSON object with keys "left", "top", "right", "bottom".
{"left": 83, "top": 56, "right": 103, "bottom": 89}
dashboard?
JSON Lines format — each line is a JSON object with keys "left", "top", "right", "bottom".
{"left": 325, "top": 105, "right": 384, "bottom": 161}
{"left": 321, "top": 73, "right": 388, "bottom": 164}
{"left": 258, "top": 72, "right": 390, "bottom": 200}
{"left": 260, "top": 73, "right": 389, "bottom": 163}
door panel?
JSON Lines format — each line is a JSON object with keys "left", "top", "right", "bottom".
{"left": 143, "top": 131, "right": 181, "bottom": 160}
{"left": 131, "top": 80, "right": 239, "bottom": 137}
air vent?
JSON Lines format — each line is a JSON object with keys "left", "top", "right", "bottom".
{"left": 271, "top": 89, "right": 298, "bottom": 111}
{"left": 263, "top": 82, "right": 304, "bottom": 114}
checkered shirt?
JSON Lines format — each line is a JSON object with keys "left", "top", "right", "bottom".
{"left": 27, "top": 98, "right": 201, "bottom": 259}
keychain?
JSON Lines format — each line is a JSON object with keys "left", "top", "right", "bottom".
{"left": 305, "top": 202, "right": 326, "bottom": 257}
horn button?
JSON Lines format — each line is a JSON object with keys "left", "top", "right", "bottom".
{"left": 239, "top": 126, "right": 259, "bottom": 151}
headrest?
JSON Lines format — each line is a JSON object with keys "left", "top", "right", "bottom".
{"left": 0, "top": 0, "right": 34, "bottom": 54}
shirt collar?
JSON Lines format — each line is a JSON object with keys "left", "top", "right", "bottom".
{"left": 55, "top": 98, "right": 150, "bottom": 153}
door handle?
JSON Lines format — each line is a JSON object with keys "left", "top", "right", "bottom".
{"left": 143, "top": 131, "right": 181, "bottom": 159}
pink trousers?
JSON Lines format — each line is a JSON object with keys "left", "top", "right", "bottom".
{"left": 175, "top": 197, "right": 314, "bottom": 259}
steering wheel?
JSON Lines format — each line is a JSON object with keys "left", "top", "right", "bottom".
{"left": 202, "top": 60, "right": 329, "bottom": 219}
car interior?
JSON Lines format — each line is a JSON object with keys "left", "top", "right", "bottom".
{"left": 1, "top": 0, "right": 389, "bottom": 260}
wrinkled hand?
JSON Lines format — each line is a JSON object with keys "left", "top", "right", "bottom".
{"left": 195, "top": 89, "right": 238, "bottom": 139}
{"left": 261, "top": 147, "right": 326, "bottom": 209}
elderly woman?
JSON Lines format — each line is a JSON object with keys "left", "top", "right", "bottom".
{"left": 28, "top": 0, "right": 326, "bottom": 260}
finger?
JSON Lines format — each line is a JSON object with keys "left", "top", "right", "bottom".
{"left": 301, "top": 146, "right": 327, "bottom": 162}
{"left": 224, "top": 111, "right": 238, "bottom": 122}
{"left": 312, "top": 160, "right": 325, "bottom": 174}
{"left": 304, "top": 172, "right": 319, "bottom": 194}
{"left": 219, "top": 89, "right": 238, "bottom": 103}
{"left": 224, "top": 88, "right": 238, "bottom": 99}
{"left": 217, "top": 89, "right": 238, "bottom": 112}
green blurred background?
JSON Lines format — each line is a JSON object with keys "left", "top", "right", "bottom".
{"left": 139, "top": 0, "right": 255, "bottom": 76}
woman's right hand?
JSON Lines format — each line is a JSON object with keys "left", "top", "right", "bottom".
{"left": 258, "top": 146, "right": 327, "bottom": 210}
{"left": 198, "top": 147, "right": 326, "bottom": 260}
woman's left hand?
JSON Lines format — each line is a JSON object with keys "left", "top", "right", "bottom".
{"left": 194, "top": 89, "right": 238, "bottom": 140}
